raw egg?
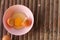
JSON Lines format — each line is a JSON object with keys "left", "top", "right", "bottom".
{"left": 7, "top": 12, "right": 32, "bottom": 30}
{"left": 7, "top": 12, "right": 27, "bottom": 29}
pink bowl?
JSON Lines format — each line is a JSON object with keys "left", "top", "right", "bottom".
{"left": 3, "top": 5, "right": 34, "bottom": 35}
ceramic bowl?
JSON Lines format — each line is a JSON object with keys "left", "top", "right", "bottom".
{"left": 3, "top": 5, "right": 34, "bottom": 35}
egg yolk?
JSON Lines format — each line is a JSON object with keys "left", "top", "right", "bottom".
{"left": 15, "top": 17, "right": 22, "bottom": 27}
{"left": 13, "top": 17, "right": 24, "bottom": 29}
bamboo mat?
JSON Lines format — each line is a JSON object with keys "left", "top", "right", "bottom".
{"left": 0, "top": 0, "right": 60, "bottom": 40}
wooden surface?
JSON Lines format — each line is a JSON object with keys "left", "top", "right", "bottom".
{"left": 0, "top": 0, "right": 60, "bottom": 40}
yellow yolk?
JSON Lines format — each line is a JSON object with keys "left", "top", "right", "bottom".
{"left": 15, "top": 17, "right": 22, "bottom": 27}
{"left": 13, "top": 17, "right": 24, "bottom": 29}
